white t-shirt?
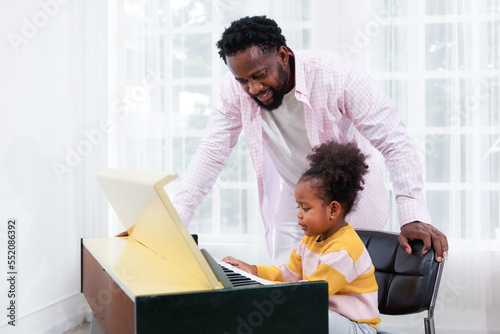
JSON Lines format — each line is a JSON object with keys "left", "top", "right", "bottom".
{"left": 261, "top": 88, "right": 312, "bottom": 191}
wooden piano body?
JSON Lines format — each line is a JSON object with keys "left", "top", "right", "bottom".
{"left": 81, "top": 237, "right": 328, "bottom": 334}
{"left": 81, "top": 169, "right": 328, "bottom": 333}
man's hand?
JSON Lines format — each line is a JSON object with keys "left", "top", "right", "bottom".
{"left": 115, "top": 231, "right": 129, "bottom": 237}
{"left": 222, "top": 256, "right": 258, "bottom": 276}
{"left": 399, "top": 221, "right": 448, "bottom": 263}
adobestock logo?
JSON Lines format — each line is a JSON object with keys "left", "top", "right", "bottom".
{"left": 7, "top": 0, "right": 72, "bottom": 54}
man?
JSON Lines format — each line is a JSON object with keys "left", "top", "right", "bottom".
{"left": 173, "top": 15, "right": 448, "bottom": 264}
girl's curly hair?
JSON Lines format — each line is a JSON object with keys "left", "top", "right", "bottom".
{"left": 216, "top": 15, "right": 287, "bottom": 63}
{"left": 300, "top": 141, "right": 369, "bottom": 214}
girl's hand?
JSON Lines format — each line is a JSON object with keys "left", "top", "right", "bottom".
{"left": 222, "top": 256, "right": 258, "bottom": 276}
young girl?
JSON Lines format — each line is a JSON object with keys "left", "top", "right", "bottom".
{"left": 223, "top": 141, "right": 380, "bottom": 333}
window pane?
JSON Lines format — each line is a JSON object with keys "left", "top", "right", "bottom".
{"left": 218, "top": 0, "right": 264, "bottom": 25}
{"left": 283, "top": 28, "right": 311, "bottom": 50}
{"left": 481, "top": 21, "right": 500, "bottom": 70}
{"left": 479, "top": 0, "right": 500, "bottom": 13}
{"left": 218, "top": 58, "right": 231, "bottom": 78}
{"left": 172, "top": 136, "right": 201, "bottom": 174}
{"left": 172, "top": 85, "right": 211, "bottom": 130}
{"left": 426, "top": 134, "right": 450, "bottom": 183}
{"left": 125, "top": 1, "right": 167, "bottom": 81}
{"left": 425, "top": 0, "right": 471, "bottom": 15}
{"left": 220, "top": 189, "right": 247, "bottom": 234}
{"left": 219, "top": 187, "right": 261, "bottom": 235}
{"left": 150, "top": 85, "right": 166, "bottom": 113}
{"left": 426, "top": 191, "right": 449, "bottom": 234}
{"left": 482, "top": 134, "right": 500, "bottom": 183}
{"left": 372, "top": 25, "right": 410, "bottom": 72}
{"left": 480, "top": 78, "right": 499, "bottom": 127}
{"left": 371, "top": 0, "right": 409, "bottom": 17}
{"left": 145, "top": 35, "right": 166, "bottom": 79}
{"left": 481, "top": 191, "right": 500, "bottom": 239}
{"left": 220, "top": 139, "right": 251, "bottom": 183}
{"left": 301, "top": 0, "right": 311, "bottom": 20}
{"left": 268, "top": 0, "right": 310, "bottom": 20}
{"left": 460, "top": 190, "right": 467, "bottom": 238}
{"left": 125, "top": 137, "right": 165, "bottom": 171}
{"left": 378, "top": 79, "right": 410, "bottom": 124}
{"left": 460, "top": 134, "right": 473, "bottom": 183}
{"left": 172, "top": 0, "right": 212, "bottom": 27}
{"left": 125, "top": 37, "right": 145, "bottom": 81}
{"left": 426, "top": 79, "right": 466, "bottom": 127}
{"left": 190, "top": 194, "right": 213, "bottom": 233}
{"left": 124, "top": 113, "right": 166, "bottom": 171}
{"left": 425, "top": 23, "right": 471, "bottom": 71}
{"left": 172, "top": 33, "right": 212, "bottom": 78}
{"left": 145, "top": 0, "right": 167, "bottom": 28}
{"left": 125, "top": 1, "right": 149, "bottom": 30}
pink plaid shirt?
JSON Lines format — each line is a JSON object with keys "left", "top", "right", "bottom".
{"left": 173, "top": 50, "right": 431, "bottom": 254}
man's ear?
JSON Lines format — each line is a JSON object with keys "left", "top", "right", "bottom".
{"left": 277, "top": 46, "right": 289, "bottom": 66}
{"left": 329, "top": 201, "right": 342, "bottom": 219}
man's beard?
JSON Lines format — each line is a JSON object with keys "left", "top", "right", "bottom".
{"left": 250, "top": 63, "right": 289, "bottom": 111}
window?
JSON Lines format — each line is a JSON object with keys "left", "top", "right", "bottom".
{"left": 370, "top": 0, "right": 500, "bottom": 241}
{"left": 115, "top": 0, "right": 311, "bottom": 238}
{"left": 113, "top": 0, "right": 500, "bottom": 244}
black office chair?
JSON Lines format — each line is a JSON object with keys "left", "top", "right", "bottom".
{"left": 356, "top": 230, "right": 444, "bottom": 334}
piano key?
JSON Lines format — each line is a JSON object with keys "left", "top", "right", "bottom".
{"left": 218, "top": 262, "right": 275, "bottom": 286}
{"left": 219, "top": 265, "right": 261, "bottom": 287}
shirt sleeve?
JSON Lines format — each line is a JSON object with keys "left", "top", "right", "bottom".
{"left": 172, "top": 75, "right": 243, "bottom": 225}
{"left": 341, "top": 65, "right": 431, "bottom": 226}
{"left": 254, "top": 265, "right": 284, "bottom": 282}
{"left": 255, "top": 247, "right": 303, "bottom": 282}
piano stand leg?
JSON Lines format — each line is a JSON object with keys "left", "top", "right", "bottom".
{"left": 90, "top": 313, "right": 106, "bottom": 334}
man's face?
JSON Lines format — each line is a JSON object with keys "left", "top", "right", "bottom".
{"left": 226, "top": 46, "right": 290, "bottom": 111}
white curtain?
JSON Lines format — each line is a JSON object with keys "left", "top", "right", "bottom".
{"left": 313, "top": 1, "right": 500, "bottom": 333}
{"left": 114, "top": 0, "right": 312, "bottom": 264}
{"left": 113, "top": 0, "right": 500, "bottom": 332}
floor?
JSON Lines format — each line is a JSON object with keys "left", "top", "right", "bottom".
{"left": 63, "top": 322, "right": 90, "bottom": 334}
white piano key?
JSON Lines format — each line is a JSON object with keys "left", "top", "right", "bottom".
{"left": 218, "top": 261, "right": 275, "bottom": 286}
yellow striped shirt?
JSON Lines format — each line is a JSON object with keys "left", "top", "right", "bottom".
{"left": 256, "top": 223, "right": 380, "bottom": 329}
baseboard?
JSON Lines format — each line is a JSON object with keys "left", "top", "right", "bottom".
{"left": 0, "top": 293, "right": 91, "bottom": 334}
{"left": 379, "top": 311, "right": 500, "bottom": 334}
{"left": 381, "top": 325, "right": 500, "bottom": 334}
{"left": 44, "top": 293, "right": 92, "bottom": 334}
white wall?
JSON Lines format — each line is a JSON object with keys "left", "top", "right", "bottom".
{"left": 0, "top": 1, "right": 108, "bottom": 333}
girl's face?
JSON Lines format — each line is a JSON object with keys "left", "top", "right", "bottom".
{"left": 295, "top": 180, "right": 338, "bottom": 241}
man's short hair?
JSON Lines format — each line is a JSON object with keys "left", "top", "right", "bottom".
{"left": 216, "top": 15, "right": 287, "bottom": 63}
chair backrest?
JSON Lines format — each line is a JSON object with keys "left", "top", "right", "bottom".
{"left": 356, "top": 230, "right": 443, "bottom": 316}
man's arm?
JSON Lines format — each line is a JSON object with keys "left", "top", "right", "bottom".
{"left": 342, "top": 65, "right": 448, "bottom": 262}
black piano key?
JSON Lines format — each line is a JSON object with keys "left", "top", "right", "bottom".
{"left": 218, "top": 264, "right": 262, "bottom": 287}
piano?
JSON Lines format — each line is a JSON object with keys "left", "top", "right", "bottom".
{"left": 81, "top": 169, "right": 328, "bottom": 333}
